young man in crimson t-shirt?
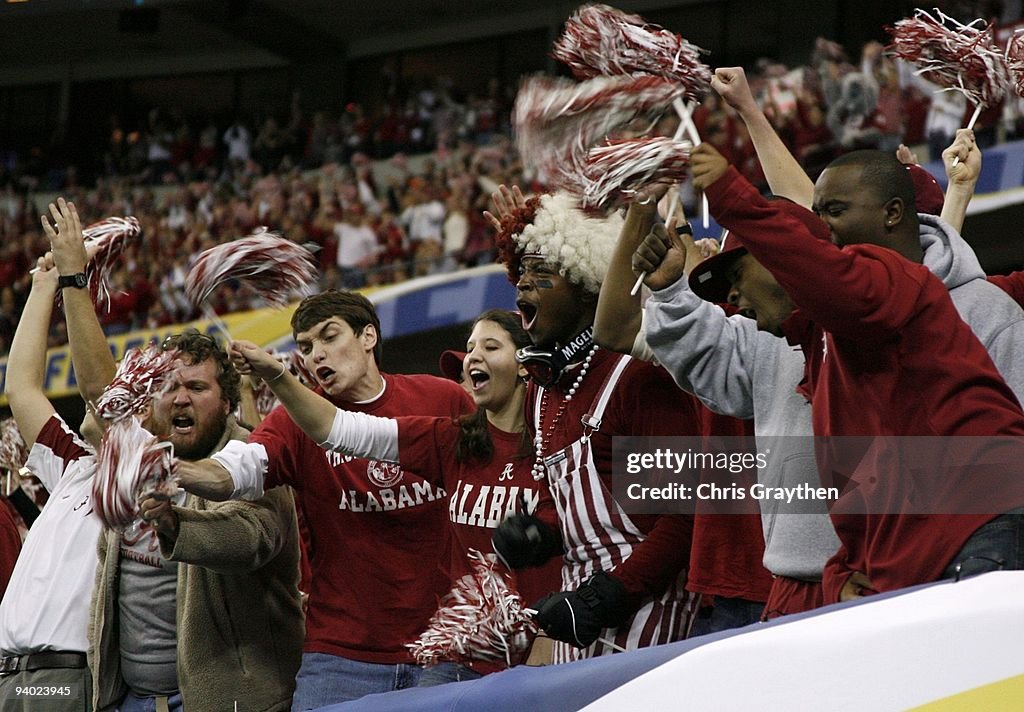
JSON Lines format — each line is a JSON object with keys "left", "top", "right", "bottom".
{"left": 175, "top": 290, "right": 472, "bottom": 709}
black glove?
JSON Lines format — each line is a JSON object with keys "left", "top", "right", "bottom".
{"left": 531, "top": 571, "right": 633, "bottom": 648}
{"left": 491, "top": 512, "right": 562, "bottom": 569}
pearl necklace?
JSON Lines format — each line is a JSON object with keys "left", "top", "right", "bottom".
{"left": 532, "top": 345, "right": 598, "bottom": 480}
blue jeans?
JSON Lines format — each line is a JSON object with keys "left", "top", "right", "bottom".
{"left": 291, "top": 652, "right": 421, "bottom": 710}
{"left": 688, "top": 596, "right": 765, "bottom": 638}
{"left": 942, "top": 507, "right": 1024, "bottom": 581}
{"left": 417, "top": 662, "right": 483, "bottom": 687}
{"left": 117, "top": 691, "right": 183, "bottom": 712}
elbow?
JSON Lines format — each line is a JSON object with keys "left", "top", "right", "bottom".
{"left": 593, "top": 322, "right": 636, "bottom": 356}
{"left": 79, "top": 385, "right": 106, "bottom": 406}
{"left": 593, "top": 331, "right": 629, "bottom": 355}
{"left": 4, "top": 378, "right": 35, "bottom": 407}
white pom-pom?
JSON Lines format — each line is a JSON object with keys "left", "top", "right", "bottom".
{"left": 54, "top": 216, "right": 142, "bottom": 313}
{"left": 514, "top": 74, "right": 687, "bottom": 196}
{"left": 0, "top": 418, "right": 28, "bottom": 474}
{"left": 579, "top": 137, "right": 692, "bottom": 209}
{"left": 887, "top": 9, "right": 1011, "bottom": 109}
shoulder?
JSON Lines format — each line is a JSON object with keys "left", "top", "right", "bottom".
{"left": 33, "top": 414, "right": 92, "bottom": 459}
{"left": 387, "top": 372, "right": 471, "bottom": 405}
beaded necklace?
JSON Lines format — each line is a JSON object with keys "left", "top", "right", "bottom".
{"left": 532, "top": 344, "right": 598, "bottom": 479}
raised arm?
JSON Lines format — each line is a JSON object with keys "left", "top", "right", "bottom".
{"left": 593, "top": 190, "right": 664, "bottom": 353}
{"left": 692, "top": 143, "right": 924, "bottom": 339}
{"left": 230, "top": 340, "right": 400, "bottom": 460}
{"left": 42, "top": 198, "right": 117, "bottom": 404}
{"left": 5, "top": 256, "right": 59, "bottom": 448}
{"left": 712, "top": 67, "right": 814, "bottom": 208}
{"left": 940, "top": 129, "right": 980, "bottom": 233}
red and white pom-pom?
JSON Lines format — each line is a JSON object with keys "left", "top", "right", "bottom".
{"left": 1006, "top": 32, "right": 1024, "bottom": 98}
{"left": 185, "top": 229, "right": 317, "bottom": 308}
{"left": 94, "top": 344, "right": 181, "bottom": 422}
{"left": 553, "top": 3, "right": 711, "bottom": 102}
{"left": 408, "top": 550, "right": 538, "bottom": 668}
{"left": 514, "top": 74, "right": 687, "bottom": 190}
{"left": 250, "top": 350, "right": 312, "bottom": 417}
{"left": 93, "top": 417, "right": 176, "bottom": 530}
{"left": 576, "top": 137, "right": 692, "bottom": 209}
{"left": 887, "top": 9, "right": 1011, "bottom": 109}
{"left": 236, "top": 350, "right": 313, "bottom": 420}
{"left": 55, "top": 216, "right": 142, "bottom": 312}
{"left": 287, "top": 349, "right": 315, "bottom": 388}
{"left": 0, "top": 418, "right": 28, "bottom": 474}
{"left": 253, "top": 375, "right": 279, "bottom": 418}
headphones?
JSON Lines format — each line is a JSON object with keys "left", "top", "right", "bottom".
{"left": 515, "top": 327, "right": 594, "bottom": 387}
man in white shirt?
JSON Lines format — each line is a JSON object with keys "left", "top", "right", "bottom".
{"left": 0, "top": 250, "right": 99, "bottom": 711}
{"left": 334, "top": 206, "right": 379, "bottom": 288}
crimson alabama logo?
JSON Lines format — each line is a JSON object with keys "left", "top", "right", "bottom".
{"left": 366, "top": 460, "right": 404, "bottom": 488}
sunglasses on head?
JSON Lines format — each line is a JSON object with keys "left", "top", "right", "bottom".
{"left": 162, "top": 330, "right": 219, "bottom": 350}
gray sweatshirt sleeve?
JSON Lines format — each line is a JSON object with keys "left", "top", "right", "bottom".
{"left": 644, "top": 277, "right": 760, "bottom": 420}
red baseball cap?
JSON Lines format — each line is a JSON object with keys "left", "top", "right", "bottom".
{"left": 438, "top": 350, "right": 467, "bottom": 383}
{"left": 905, "top": 163, "right": 944, "bottom": 216}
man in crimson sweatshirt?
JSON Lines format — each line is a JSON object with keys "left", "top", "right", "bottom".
{"left": 688, "top": 142, "right": 1024, "bottom": 604}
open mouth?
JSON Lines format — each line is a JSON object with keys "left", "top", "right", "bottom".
{"left": 172, "top": 415, "right": 195, "bottom": 434}
{"left": 740, "top": 308, "right": 757, "bottom": 321}
{"left": 516, "top": 301, "right": 538, "bottom": 330}
{"left": 468, "top": 369, "right": 490, "bottom": 391}
{"left": 316, "top": 366, "right": 336, "bottom": 384}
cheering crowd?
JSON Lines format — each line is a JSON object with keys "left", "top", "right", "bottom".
{"left": 5, "top": 9, "right": 1024, "bottom": 356}
{"left": 2, "top": 4, "right": 1024, "bottom": 711}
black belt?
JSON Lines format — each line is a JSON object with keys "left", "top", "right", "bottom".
{"left": 0, "top": 651, "right": 87, "bottom": 674}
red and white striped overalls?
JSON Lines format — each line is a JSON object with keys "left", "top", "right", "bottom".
{"left": 535, "top": 354, "right": 694, "bottom": 663}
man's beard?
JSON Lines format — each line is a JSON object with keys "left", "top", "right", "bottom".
{"left": 173, "top": 409, "right": 229, "bottom": 461}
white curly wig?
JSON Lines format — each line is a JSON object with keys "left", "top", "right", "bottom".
{"left": 510, "top": 192, "right": 622, "bottom": 295}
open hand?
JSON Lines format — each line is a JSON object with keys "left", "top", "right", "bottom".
{"left": 483, "top": 184, "right": 528, "bottom": 231}
{"left": 40, "top": 198, "right": 89, "bottom": 276}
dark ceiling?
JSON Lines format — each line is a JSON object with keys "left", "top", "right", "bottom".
{"left": 0, "top": 0, "right": 602, "bottom": 86}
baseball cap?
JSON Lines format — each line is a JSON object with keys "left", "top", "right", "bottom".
{"left": 687, "top": 232, "right": 747, "bottom": 304}
{"left": 688, "top": 199, "right": 831, "bottom": 303}
{"left": 438, "top": 349, "right": 467, "bottom": 383}
{"left": 905, "top": 163, "right": 944, "bottom": 216}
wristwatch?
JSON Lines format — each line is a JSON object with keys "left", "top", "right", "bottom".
{"left": 58, "top": 272, "right": 88, "bottom": 289}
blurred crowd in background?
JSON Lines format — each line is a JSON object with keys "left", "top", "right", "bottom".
{"left": 3, "top": 24, "right": 1024, "bottom": 357}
